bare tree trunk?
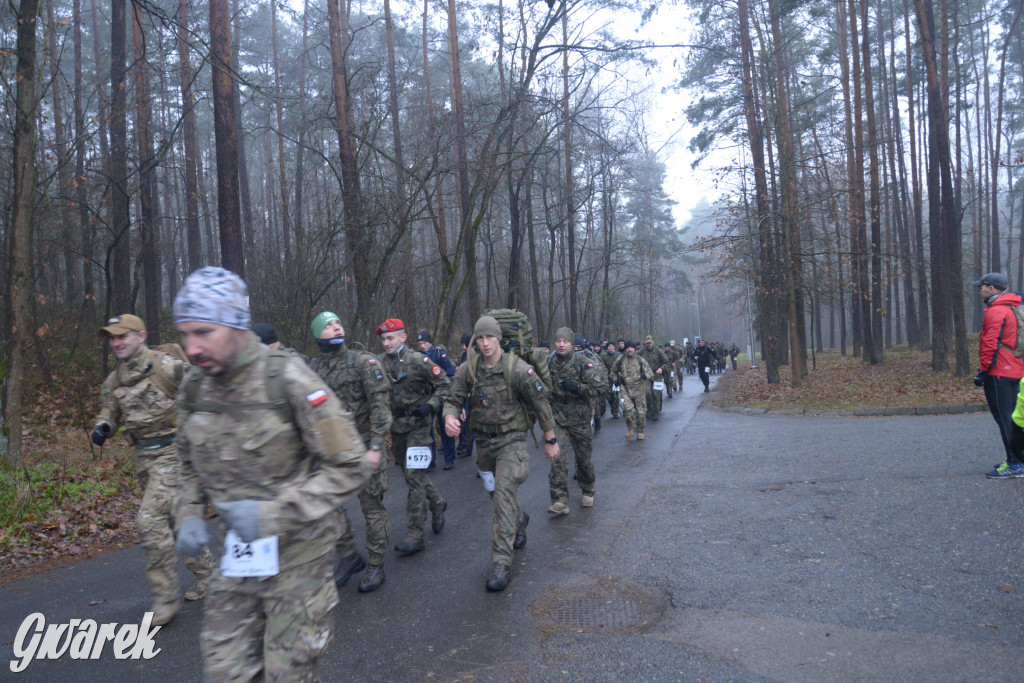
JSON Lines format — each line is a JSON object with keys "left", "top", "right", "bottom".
{"left": 73, "top": 0, "right": 94, "bottom": 314}
{"left": 861, "top": 0, "right": 883, "bottom": 363}
{"left": 990, "top": 3, "right": 1023, "bottom": 276}
{"left": 3, "top": 0, "right": 40, "bottom": 469}
{"left": 46, "top": 2, "right": 78, "bottom": 306}
{"left": 326, "top": 0, "right": 371, "bottom": 328}
{"left": 906, "top": 0, "right": 928, "bottom": 344}
{"left": 109, "top": 0, "right": 132, "bottom": 313}
{"left": 293, "top": 0, "right": 310, "bottom": 259}
{"left": 561, "top": 9, "right": 579, "bottom": 330}
{"left": 270, "top": 0, "right": 291, "bottom": 265}
{"left": 132, "top": 2, "right": 163, "bottom": 341}
{"left": 231, "top": 0, "right": 254, "bottom": 267}
{"left": 446, "top": 0, "right": 481, "bottom": 323}
{"left": 210, "top": 0, "right": 245, "bottom": 275}
{"left": 177, "top": 0, "right": 203, "bottom": 273}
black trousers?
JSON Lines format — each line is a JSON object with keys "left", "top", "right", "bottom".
{"left": 984, "top": 374, "right": 1022, "bottom": 465}
{"left": 698, "top": 366, "right": 710, "bottom": 389}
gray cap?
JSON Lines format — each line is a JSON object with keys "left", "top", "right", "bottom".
{"left": 173, "top": 267, "right": 250, "bottom": 330}
{"left": 970, "top": 273, "right": 1009, "bottom": 290}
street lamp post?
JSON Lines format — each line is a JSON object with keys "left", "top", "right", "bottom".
{"left": 691, "top": 300, "right": 701, "bottom": 339}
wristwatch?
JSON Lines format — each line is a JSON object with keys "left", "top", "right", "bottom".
{"left": 545, "top": 437, "right": 557, "bottom": 445}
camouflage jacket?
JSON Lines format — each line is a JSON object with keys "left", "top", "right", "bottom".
{"left": 547, "top": 351, "right": 605, "bottom": 426}
{"left": 601, "top": 349, "right": 620, "bottom": 374}
{"left": 95, "top": 346, "right": 186, "bottom": 444}
{"left": 612, "top": 353, "right": 654, "bottom": 395}
{"left": 175, "top": 334, "right": 369, "bottom": 570}
{"left": 581, "top": 348, "right": 609, "bottom": 389}
{"left": 443, "top": 351, "right": 555, "bottom": 450}
{"left": 639, "top": 345, "right": 669, "bottom": 375}
{"left": 309, "top": 343, "right": 391, "bottom": 452}
{"left": 380, "top": 345, "right": 449, "bottom": 434}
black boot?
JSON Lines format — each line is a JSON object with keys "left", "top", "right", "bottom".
{"left": 357, "top": 564, "right": 386, "bottom": 593}
{"left": 431, "top": 499, "right": 447, "bottom": 534}
{"left": 333, "top": 552, "right": 367, "bottom": 588}
{"left": 514, "top": 513, "right": 529, "bottom": 550}
{"left": 593, "top": 417, "right": 601, "bottom": 433}
{"left": 486, "top": 562, "right": 511, "bottom": 591}
{"left": 394, "top": 537, "right": 425, "bottom": 556}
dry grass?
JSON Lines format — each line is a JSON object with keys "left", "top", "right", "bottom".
{"left": 721, "top": 343, "right": 985, "bottom": 411}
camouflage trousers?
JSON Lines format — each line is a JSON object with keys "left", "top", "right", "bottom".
{"left": 621, "top": 386, "right": 647, "bottom": 433}
{"left": 392, "top": 426, "right": 444, "bottom": 541}
{"left": 336, "top": 464, "right": 390, "bottom": 566}
{"left": 136, "top": 448, "right": 213, "bottom": 605}
{"left": 549, "top": 423, "right": 595, "bottom": 503}
{"left": 202, "top": 551, "right": 337, "bottom": 682}
{"left": 647, "top": 382, "right": 663, "bottom": 415}
{"left": 673, "top": 368, "right": 684, "bottom": 392}
{"left": 607, "top": 389, "right": 621, "bottom": 417}
{"left": 476, "top": 435, "right": 529, "bottom": 566}
{"left": 592, "top": 396, "right": 606, "bottom": 420}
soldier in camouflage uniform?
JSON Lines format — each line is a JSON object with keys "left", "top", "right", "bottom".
{"left": 92, "top": 313, "right": 213, "bottom": 627}
{"left": 639, "top": 336, "right": 668, "bottom": 421}
{"left": 602, "top": 341, "right": 622, "bottom": 418}
{"left": 376, "top": 318, "right": 449, "bottom": 556}
{"left": 547, "top": 329, "right": 604, "bottom": 513}
{"left": 172, "top": 267, "right": 370, "bottom": 682}
{"left": 443, "top": 315, "right": 559, "bottom": 591}
{"left": 582, "top": 338, "right": 609, "bottom": 433}
{"left": 612, "top": 340, "right": 654, "bottom": 440}
{"left": 668, "top": 341, "right": 684, "bottom": 393}
{"left": 309, "top": 311, "right": 393, "bottom": 593}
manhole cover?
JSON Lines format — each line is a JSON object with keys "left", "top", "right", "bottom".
{"left": 532, "top": 577, "right": 666, "bottom": 634}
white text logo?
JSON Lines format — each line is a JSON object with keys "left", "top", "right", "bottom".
{"left": 9, "top": 612, "right": 162, "bottom": 673}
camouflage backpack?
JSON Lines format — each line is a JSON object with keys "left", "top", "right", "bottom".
{"left": 180, "top": 351, "right": 294, "bottom": 422}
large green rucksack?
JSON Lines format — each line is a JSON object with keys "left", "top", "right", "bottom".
{"left": 115, "top": 343, "right": 191, "bottom": 400}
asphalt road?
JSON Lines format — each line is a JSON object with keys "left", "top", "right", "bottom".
{"left": 3, "top": 371, "right": 1023, "bottom": 682}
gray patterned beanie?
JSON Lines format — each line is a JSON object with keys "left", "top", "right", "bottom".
{"left": 173, "top": 267, "right": 251, "bottom": 330}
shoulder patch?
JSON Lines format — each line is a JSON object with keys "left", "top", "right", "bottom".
{"left": 534, "top": 380, "right": 543, "bottom": 392}
{"left": 423, "top": 356, "right": 430, "bottom": 363}
{"left": 527, "top": 367, "right": 535, "bottom": 375}
{"left": 432, "top": 365, "right": 442, "bottom": 376}
{"left": 587, "top": 363, "right": 594, "bottom": 368}
{"left": 306, "top": 389, "right": 328, "bottom": 407}
{"left": 368, "top": 358, "right": 377, "bottom": 365}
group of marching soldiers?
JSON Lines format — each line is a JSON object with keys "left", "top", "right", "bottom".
{"left": 91, "top": 265, "right": 718, "bottom": 680}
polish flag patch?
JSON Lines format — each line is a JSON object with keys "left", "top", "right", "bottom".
{"left": 368, "top": 358, "right": 377, "bottom": 365}
{"left": 306, "top": 390, "right": 328, "bottom": 406}
{"left": 527, "top": 367, "right": 535, "bottom": 375}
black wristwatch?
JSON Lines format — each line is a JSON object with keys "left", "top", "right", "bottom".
{"left": 545, "top": 437, "right": 557, "bottom": 445}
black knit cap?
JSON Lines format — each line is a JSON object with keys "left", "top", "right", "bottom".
{"left": 253, "top": 322, "right": 278, "bottom": 345}
{"left": 417, "top": 329, "right": 433, "bottom": 343}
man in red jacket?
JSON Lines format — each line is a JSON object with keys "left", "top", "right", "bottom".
{"left": 972, "top": 272, "right": 1024, "bottom": 478}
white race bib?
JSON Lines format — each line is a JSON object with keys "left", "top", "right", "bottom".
{"left": 406, "top": 446, "right": 431, "bottom": 470}
{"left": 670, "top": 371, "right": 675, "bottom": 378}
{"left": 612, "top": 384, "right": 620, "bottom": 392}
{"left": 704, "top": 366, "right": 711, "bottom": 373}
{"left": 653, "top": 381, "right": 665, "bottom": 391}
{"left": 221, "top": 531, "right": 279, "bottom": 577}
{"left": 479, "top": 470, "right": 495, "bottom": 492}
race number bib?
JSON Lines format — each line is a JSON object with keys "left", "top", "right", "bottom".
{"left": 612, "top": 384, "right": 620, "bottom": 393}
{"left": 406, "top": 446, "right": 431, "bottom": 470}
{"left": 670, "top": 371, "right": 675, "bottom": 378}
{"left": 652, "top": 381, "right": 665, "bottom": 391}
{"left": 479, "top": 470, "right": 495, "bottom": 492}
{"left": 221, "top": 530, "right": 279, "bottom": 577}
{"left": 704, "top": 366, "right": 711, "bottom": 373}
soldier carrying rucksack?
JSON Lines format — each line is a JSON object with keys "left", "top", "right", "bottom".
{"left": 443, "top": 314, "right": 558, "bottom": 592}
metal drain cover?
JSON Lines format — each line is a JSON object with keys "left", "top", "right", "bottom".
{"left": 532, "top": 577, "right": 666, "bottom": 634}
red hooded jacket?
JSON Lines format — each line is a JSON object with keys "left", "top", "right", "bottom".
{"left": 979, "top": 291, "right": 1024, "bottom": 379}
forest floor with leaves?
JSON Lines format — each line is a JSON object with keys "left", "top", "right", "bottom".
{"left": 719, "top": 343, "right": 984, "bottom": 411}
{"left": 0, "top": 340, "right": 987, "bottom": 586}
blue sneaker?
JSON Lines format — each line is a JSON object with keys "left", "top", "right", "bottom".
{"left": 986, "top": 462, "right": 1024, "bottom": 478}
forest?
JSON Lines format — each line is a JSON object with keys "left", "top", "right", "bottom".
{"left": 2, "top": 0, "right": 1022, "bottom": 466}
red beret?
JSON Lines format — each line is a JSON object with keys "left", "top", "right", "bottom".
{"left": 376, "top": 318, "right": 405, "bottom": 335}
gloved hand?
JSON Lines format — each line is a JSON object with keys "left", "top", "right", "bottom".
{"left": 91, "top": 423, "right": 112, "bottom": 447}
{"left": 560, "top": 379, "right": 580, "bottom": 393}
{"left": 215, "top": 500, "right": 262, "bottom": 543}
{"left": 413, "top": 403, "right": 433, "bottom": 418}
{"left": 176, "top": 517, "right": 209, "bottom": 557}
{"left": 974, "top": 371, "right": 987, "bottom": 387}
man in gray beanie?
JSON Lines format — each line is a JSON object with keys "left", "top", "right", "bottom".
{"left": 172, "top": 267, "right": 371, "bottom": 680}
{"left": 443, "top": 315, "right": 558, "bottom": 591}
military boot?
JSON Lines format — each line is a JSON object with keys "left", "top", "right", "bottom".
{"left": 358, "top": 564, "right": 386, "bottom": 593}
{"left": 485, "top": 562, "right": 511, "bottom": 592}
{"left": 333, "top": 551, "right": 367, "bottom": 587}
{"left": 637, "top": 432, "right": 645, "bottom": 440}
{"left": 150, "top": 601, "right": 181, "bottom": 626}
{"left": 625, "top": 428, "right": 634, "bottom": 440}
{"left": 431, "top": 499, "right": 447, "bottom": 534}
{"left": 184, "top": 577, "right": 208, "bottom": 601}
{"left": 395, "top": 537, "right": 425, "bottom": 556}
{"left": 513, "top": 513, "right": 529, "bottom": 550}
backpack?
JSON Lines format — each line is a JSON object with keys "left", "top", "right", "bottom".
{"left": 999, "top": 306, "right": 1024, "bottom": 358}
{"left": 116, "top": 343, "right": 191, "bottom": 400}
{"left": 180, "top": 351, "right": 294, "bottom": 422}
